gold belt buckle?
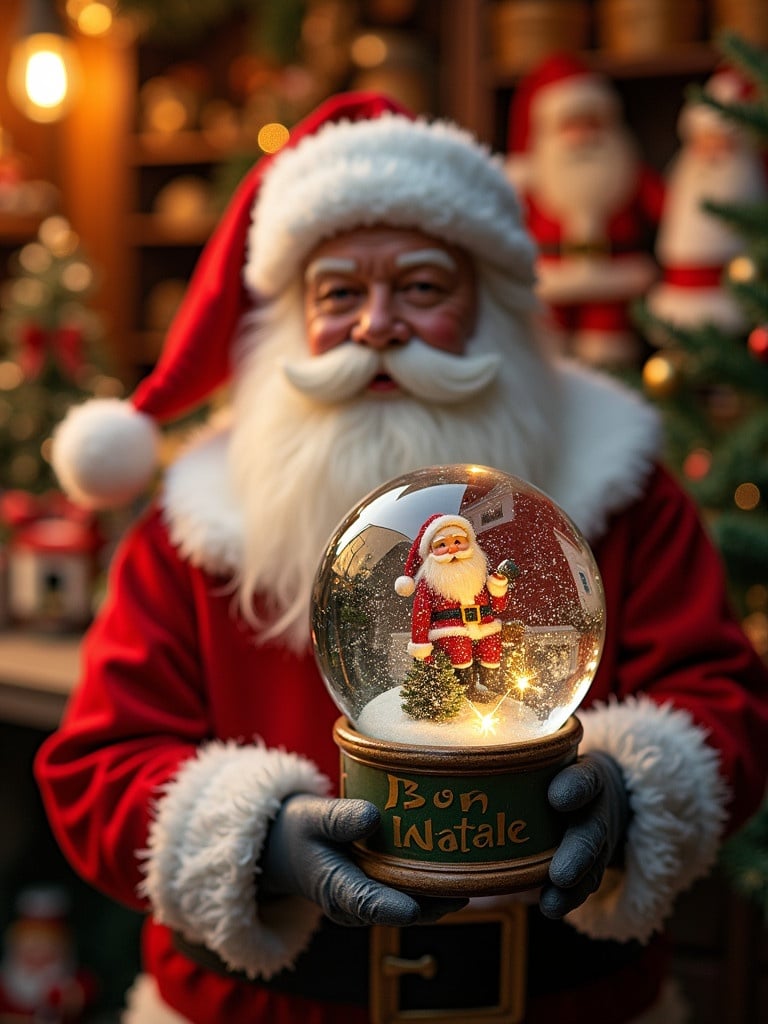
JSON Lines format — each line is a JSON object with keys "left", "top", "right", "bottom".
{"left": 461, "top": 604, "right": 481, "bottom": 624}
{"left": 369, "top": 903, "right": 527, "bottom": 1024}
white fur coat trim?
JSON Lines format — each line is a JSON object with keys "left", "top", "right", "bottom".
{"left": 570, "top": 695, "right": 729, "bottom": 943}
{"left": 160, "top": 361, "right": 661, "bottom": 576}
{"left": 138, "top": 741, "right": 331, "bottom": 979}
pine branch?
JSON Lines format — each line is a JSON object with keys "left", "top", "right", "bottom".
{"left": 717, "top": 30, "right": 768, "bottom": 93}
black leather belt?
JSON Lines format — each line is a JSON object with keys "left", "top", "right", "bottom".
{"left": 172, "top": 905, "right": 660, "bottom": 1022}
{"left": 431, "top": 604, "right": 491, "bottom": 624}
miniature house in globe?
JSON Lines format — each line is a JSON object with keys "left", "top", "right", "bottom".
{"left": 311, "top": 464, "right": 606, "bottom": 896}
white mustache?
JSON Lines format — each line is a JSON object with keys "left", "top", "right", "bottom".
{"left": 282, "top": 339, "right": 501, "bottom": 405}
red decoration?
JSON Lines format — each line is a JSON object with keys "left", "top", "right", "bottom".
{"left": 747, "top": 325, "right": 768, "bottom": 361}
{"left": 18, "top": 321, "right": 85, "bottom": 381}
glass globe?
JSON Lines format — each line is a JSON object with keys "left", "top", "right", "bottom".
{"left": 312, "top": 464, "right": 605, "bottom": 747}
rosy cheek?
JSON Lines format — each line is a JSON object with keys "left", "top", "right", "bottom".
{"left": 415, "top": 310, "right": 471, "bottom": 354}
{"left": 306, "top": 315, "right": 350, "bottom": 355}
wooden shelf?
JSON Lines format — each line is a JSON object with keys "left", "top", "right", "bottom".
{"left": 131, "top": 129, "right": 255, "bottom": 167}
{"left": 0, "top": 630, "right": 80, "bottom": 729}
{"left": 128, "top": 213, "right": 215, "bottom": 246}
{"left": 491, "top": 43, "right": 719, "bottom": 86}
{"left": 0, "top": 213, "right": 44, "bottom": 245}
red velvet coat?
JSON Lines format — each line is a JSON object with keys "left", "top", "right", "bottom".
{"left": 35, "top": 463, "right": 768, "bottom": 1024}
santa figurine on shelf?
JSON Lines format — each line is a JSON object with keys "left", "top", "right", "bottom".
{"left": 0, "top": 887, "right": 95, "bottom": 1023}
{"left": 506, "top": 52, "right": 664, "bottom": 367}
{"left": 395, "top": 513, "right": 512, "bottom": 696}
{"left": 646, "top": 68, "right": 767, "bottom": 335}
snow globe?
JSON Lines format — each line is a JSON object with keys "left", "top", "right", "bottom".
{"left": 311, "top": 464, "right": 605, "bottom": 896}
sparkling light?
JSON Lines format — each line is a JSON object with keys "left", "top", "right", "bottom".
{"left": 258, "top": 122, "right": 289, "bottom": 154}
{"left": 467, "top": 690, "right": 513, "bottom": 737}
{"left": 27, "top": 49, "right": 68, "bottom": 108}
{"left": 8, "top": 34, "right": 80, "bottom": 123}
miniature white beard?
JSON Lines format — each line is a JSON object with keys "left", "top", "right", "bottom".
{"left": 418, "top": 546, "right": 489, "bottom": 605}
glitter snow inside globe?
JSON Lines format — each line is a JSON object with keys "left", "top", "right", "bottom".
{"left": 311, "top": 464, "right": 606, "bottom": 896}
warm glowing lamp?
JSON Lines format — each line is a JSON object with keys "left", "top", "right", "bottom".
{"left": 8, "top": 0, "right": 81, "bottom": 123}
{"left": 312, "top": 465, "right": 606, "bottom": 896}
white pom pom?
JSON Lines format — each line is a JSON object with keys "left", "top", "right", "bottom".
{"left": 394, "top": 575, "right": 415, "bottom": 597}
{"left": 52, "top": 399, "right": 160, "bottom": 509}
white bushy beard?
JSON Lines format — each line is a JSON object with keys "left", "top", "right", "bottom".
{"left": 656, "top": 140, "right": 767, "bottom": 264}
{"left": 419, "top": 545, "right": 489, "bottom": 606}
{"left": 228, "top": 271, "right": 558, "bottom": 652}
{"left": 529, "top": 124, "right": 640, "bottom": 241}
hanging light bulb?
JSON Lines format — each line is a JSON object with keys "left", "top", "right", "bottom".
{"left": 7, "top": 0, "right": 81, "bottom": 123}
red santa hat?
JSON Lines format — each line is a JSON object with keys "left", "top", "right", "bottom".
{"left": 53, "top": 91, "right": 536, "bottom": 510}
{"left": 678, "top": 67, "right": 756, "bottom": 143}
{"left": 507, "top": 51, "right": 619, "bottom": 155}
{"left": 394, "top": 513, "right": 476, "bottom": 597}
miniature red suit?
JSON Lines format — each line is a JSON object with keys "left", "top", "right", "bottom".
{"left": 34, "top": 379, "right": 768, "bottom": 1024}
{"left": 410, "top": 579, "right": 507, "bottom": 669}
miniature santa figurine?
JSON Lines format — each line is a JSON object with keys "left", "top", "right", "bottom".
{"left": 0, "top": 887, "right": 95, "bottom": 1023}
{"left": 646, "top": 69, "right": 767, "bottom": 334}
{"left": 507, "top": 52, "right": 664, "bottom": 367}
{"left": 395, "top": 513, "right": 511, "bottom": 694}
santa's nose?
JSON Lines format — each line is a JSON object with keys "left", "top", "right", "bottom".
{"left": 350, "top": 285, "right": 410, "bottom": 349}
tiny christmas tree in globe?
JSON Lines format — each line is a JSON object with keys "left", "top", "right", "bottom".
{"left": 400, "top": 648, "right": 466, "bottom": 723}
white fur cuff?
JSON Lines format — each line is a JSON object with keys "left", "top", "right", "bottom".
{"left": 408, "top": 641, "right": 434, "bottom": 659}
{"left": 568, "top": 696, "right": 729, "bottom": 944}
{"left": 139, "top": 741, "right": 331, "bottom": 978}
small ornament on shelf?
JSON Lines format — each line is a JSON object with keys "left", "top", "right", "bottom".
{"left": 313, "top": 464, "right": 605, "bottom": 896}
{"left": 0, "top": 886, "right": 96, "bottom": 1023}
{"left": 0, "top": 490, "right": 102, "bottom": 632}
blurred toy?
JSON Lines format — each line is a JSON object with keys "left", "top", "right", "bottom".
{"left": 507, "top": 52, "right": 664, "bottom": 367}
{"left": 647, "top": 68, "right": 767, "bottom": 334}
{"left": 0, "top": 887, "right": 96, "bottom": 1022}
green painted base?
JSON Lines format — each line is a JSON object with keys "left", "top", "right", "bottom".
{"left": 334, "top": 715, "right": 582, "bottom": 897}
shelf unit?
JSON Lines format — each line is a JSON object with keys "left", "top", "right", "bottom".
{"left": 58, "top": 1, "right": 732, "bottom": 384}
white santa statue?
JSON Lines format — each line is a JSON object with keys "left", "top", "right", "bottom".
{"left": 506, "top": 52, "right": 664, "bottom": 368}
{"left": 646, "top": 68, "right": 767, "bottom": 335}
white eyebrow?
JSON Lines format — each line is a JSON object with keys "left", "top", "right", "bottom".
{"left": 396, "top": 249, "right": 457, "bottom": 272}
{"left": 305, "top": 257, "right": 357, "bottom": 282}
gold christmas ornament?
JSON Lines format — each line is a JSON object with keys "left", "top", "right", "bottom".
{"left": 727, "top": 255, "right": 758, "bottom": 284}
{"left": 642, "top": 353, "right": 680, "bottom": 398}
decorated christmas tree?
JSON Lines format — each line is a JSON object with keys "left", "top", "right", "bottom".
{"left": 634, "top": 31, "right": 768, "bottom": 918}
{"left": 400, "top": 648, "right": 466, "bottom": 723}
{"left": 0, "top": 216, "right": 121, "bottom": 495}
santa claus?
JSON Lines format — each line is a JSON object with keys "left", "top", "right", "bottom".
{"left": 646, "top": 68, "right": 767, "bottom": 334}
{"left": 33, "top": 92, "right": 768, "bottom": 1024}
{"left": 395, "top": 512, "right": 510, "bottom": 694}
{"left": 507, "top": 53, "right": 664, "bottom": 367}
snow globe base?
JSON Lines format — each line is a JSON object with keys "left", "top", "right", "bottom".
{"left": 334, "top": 714, "right": 583, "bottom": 897}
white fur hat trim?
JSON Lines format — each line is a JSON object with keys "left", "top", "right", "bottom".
{"left": 52, "top": 398, "right": 160, "bottom": 509}
{"left": 245, "top": 113, "right": 537, "bottom": 298}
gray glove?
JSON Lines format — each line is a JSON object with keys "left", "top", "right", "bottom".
{"left": 261, "top": 794, "right": 467, "bottom": 927}
{"left": 539, "top": 751, "right": 630, "bottom": 920}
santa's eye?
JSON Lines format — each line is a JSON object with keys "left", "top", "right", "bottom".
{"left": 315, "top": 282, "right": 362, "bottom": 311}
{"left": 398, "top": 275, "right": 447, "bottom": 306}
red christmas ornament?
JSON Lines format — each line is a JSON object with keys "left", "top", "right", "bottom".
{"left": 747, "top": 325, "right": 768, "bottom": 361}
